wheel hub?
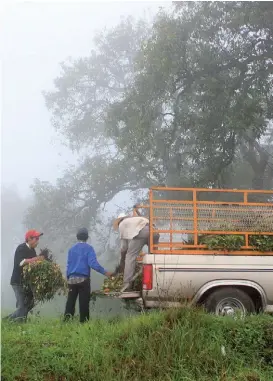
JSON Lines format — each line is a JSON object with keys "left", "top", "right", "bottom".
{"left": 215, "top": 297, "right": 246, "bottom": 317}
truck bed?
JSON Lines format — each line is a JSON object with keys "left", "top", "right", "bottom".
{"left": 141, "top": 253, "right": 273, "bottom": 310}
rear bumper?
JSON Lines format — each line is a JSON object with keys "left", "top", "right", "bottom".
{"left": 118, "top": 291, "right": 141, "bottom": 299}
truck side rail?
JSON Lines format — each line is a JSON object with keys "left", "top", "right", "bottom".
{"left": 134, "top": 187, "right": 273, "bottom": 256}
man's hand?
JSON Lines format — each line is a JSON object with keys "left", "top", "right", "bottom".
{"left": 105, "top": 271, "right": 114, "bottom": 278}
{"left": 133, "top": 204, "right": 142, "bottom": 216}
{"left": 28, "top": 256, "right": 45, "bottom": 263}
{"left": 21, "top": 256, "right": 45, "bottom": 266}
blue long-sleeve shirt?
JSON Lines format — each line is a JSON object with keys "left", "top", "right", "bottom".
{"left": 66, "top": 242, "right": 106, "bottom": 279}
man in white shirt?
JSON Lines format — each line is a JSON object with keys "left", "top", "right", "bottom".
{"left": 113, "top": 210, "right": 160, "bottom": 291}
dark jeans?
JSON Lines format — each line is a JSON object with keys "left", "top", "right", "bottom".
{"left": 7, "top": 285, "right": 34, "bottom": 322}
{"left": 64, "top": 279, "right": 90, "bottom": 323}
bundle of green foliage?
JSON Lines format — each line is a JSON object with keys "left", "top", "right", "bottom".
{"left": 202, "top": 234, "right": 273, "bottom": 252}
{"left": 102, "top": 274, "right": 123, "bottom": 293}
{"left": 204, "top": 235, "right": 244, "bottom": 251}
{"left": 249, "top": 235, "right": 273, "bottom": 253}
{"left": 22, "top": 248, "right": 67, "bottom": 303}
{"left": 204, "top": 219, "right": 273, "bottom": 252}
{"left": 102, "top": 263, "right": 142, "bottom": 293}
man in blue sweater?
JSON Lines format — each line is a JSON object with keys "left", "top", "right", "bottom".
{"left": 64, "top": 228, "right": 112, "bottom": 322}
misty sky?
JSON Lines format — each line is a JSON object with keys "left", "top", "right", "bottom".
{"left": 1, "top": 1, "right": 169, "bottom": 197}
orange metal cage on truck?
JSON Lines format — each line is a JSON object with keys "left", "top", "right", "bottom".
{"left": 134, "top": 187, "right": 273, "bottom": 256}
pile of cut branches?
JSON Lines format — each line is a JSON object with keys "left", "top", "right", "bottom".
{"left": 204, "top": 235, "right": 244, "bottom": 251}
{"left": 250, "top": 235, "right": 273, "bottom": 252}
{"left": 102, "top": 263, "right": 142, "bottom": 293}
{"left": 22, "top": 248, "right": 67, "bottom": 304}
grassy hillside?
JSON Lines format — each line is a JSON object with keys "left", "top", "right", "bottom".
{"left": 2, "top": 308, "right": 273, "bottom": 381}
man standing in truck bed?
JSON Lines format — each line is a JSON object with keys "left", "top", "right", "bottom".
{"left": 113, "top": 206, "right": 159, "bottom": 292}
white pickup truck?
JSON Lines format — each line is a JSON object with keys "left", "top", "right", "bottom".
{"left": 123, "top": 187, "right": 273, "bottom": 316}
{"left": 134, "top": 253, "right": 273, "bottom": 316}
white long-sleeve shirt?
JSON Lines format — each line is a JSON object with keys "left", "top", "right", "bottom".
{"left": 119, "top": 216, "right": 149, "bottom": 240}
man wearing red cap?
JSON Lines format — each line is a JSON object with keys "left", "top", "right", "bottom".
{"left": 5, "top": 230, "right": 44, "bottom": 321}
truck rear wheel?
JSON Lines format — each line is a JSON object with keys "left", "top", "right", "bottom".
{"left": 204, "top": 287, "right": 256, "bottom": 317}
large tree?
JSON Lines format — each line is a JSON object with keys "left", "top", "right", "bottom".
{"left": 107, "top": 1, "right": 273, "bottom": 188}
{"left": 26, "top": 2, "right": 273, "bottom": 245}
{"left": 26, "top": 16, "right": 154, "bottom": 243}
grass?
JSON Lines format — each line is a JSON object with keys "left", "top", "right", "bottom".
{"left": 1, "top": 308, "right": 273, "bottom": 381}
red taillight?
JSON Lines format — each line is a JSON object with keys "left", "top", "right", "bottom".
{"left": 142, "top": 264, "right": 153, "bottom": 290}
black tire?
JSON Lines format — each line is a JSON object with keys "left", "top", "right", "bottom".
{"left": 204, "top": 287, "right": 256, "bottom": 316}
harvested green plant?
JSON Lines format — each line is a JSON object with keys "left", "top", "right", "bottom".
{"left": 22, "top": 248, "right": 67, "bottom": 304}
{"left": 102, "top": 274, "right": 123, "bottom": 293}
{"left": 249, "top": 235, "right": 273, "bottom": 252}
{"left": 204, "top": 234, "right": 244, "bottom": 251}
{"left": 102, "top": 263, "right": 142, "bottom": 293}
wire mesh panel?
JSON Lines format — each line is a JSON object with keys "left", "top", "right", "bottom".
{"left": 148, "top": 187, "right": 273, "bottom": 255}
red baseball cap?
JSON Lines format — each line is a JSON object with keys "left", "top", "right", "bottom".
{"left": 25, "top": 230, "right": 43, "bottom": 241}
